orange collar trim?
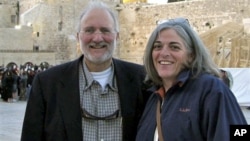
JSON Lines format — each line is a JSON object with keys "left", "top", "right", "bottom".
{"left": 155, "top": 87, "right": 165, "bottom": 99}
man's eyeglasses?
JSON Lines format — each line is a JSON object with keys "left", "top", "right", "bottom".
{"left": 79, "top": 28, "right": 116, "bottom": 38}
{"left": 81, "top": 107, "right": 119, "bottom": 120}
{"left": 156, "top": 17, "right": 190, "bottom": 26}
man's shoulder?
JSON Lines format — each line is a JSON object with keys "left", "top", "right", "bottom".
{"left": 113, "top": 58, "right": 143, "bottom": 68}
{"left": 113, "top": 59, "right": 145, "bottom": 79}
{"left": 38, "top": 59, "right": 79, "bottom": 77}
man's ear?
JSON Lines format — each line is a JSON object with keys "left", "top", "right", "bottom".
{"left": 76, "top": 32, "right": 80, "bottom": 42}
{"left": 76, "top": 33, "right": 82, "bottom": 55}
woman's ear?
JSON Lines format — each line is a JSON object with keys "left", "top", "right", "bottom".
{"left": 116, "top": 32, "right": 119, "bottom": 40}
{"left": 188, "top": 53, "right": 194, "bottom": 62}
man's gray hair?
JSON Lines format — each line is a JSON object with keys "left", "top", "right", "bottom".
{"left": 76, "top": 1, "right": 119, "bottom": 33}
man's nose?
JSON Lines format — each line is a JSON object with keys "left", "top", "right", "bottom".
{"left": 92, "top": 32, "right": 104, "bottom": 41}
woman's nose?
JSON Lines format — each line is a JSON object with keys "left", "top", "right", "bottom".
{"left": 160, "top": 46, "right": 170, "bottom": 57}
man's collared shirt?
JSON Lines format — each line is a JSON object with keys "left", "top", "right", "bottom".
{"left": 79, "top": 61, "right": 122, "bottom": 141}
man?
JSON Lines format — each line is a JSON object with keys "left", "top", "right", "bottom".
{"left": 21, "top": 1, "right": 149, "bottom": 141}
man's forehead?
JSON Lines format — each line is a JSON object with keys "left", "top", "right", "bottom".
{"left": 81, "top": 8, "right": 111, "bottom": 21}
{"left": 80, "top": 9, "right": 114, "bottom": 29}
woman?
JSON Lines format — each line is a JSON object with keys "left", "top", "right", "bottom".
{"left": 136, "top": 18, "right": 247, "bottom": 141}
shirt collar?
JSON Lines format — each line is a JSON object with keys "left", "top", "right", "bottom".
{"left": 82, "top": 59, "right": 117, "bottom": 91}
{"left": 148, "top": 69, "right": 191, "bottom": 94}
{"left": 175, "top": 69, "right": 191, "bottom": 87}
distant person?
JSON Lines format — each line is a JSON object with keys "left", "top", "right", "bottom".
{"left": 19, "top": 69, "right": 28, "bottom": 100}
{"left": 220, "top": 69, "right": 233, "bottom": 89}
{"left": 1, "top": 68, "right": 19, "bottom": 102}
{"left": 0, "top": 68, "right": 3, "bottom": 98}
{"left": 21, "top": 1, "right": 149, "bottom": 141}
{"left": 136, "top": 17, "right": 247, "bottom": 141}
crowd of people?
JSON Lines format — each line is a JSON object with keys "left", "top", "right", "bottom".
{"left": 20, "top": 1, "right": 247, "bottom": 141}
{"left": 0, "top": 62, "right": 51, "bottom": 102}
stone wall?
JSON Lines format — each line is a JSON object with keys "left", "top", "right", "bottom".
{"left": 0, "top": 51, "right": 55, "bottom": 66}
{"left": 117, "top": 0, "right": 250, "bottom": 64}
{"left": 0, "top": 4, "right": 17, "bottom": 28}
{"left": 0, "top": 26, "right": 33, "bottom": 50}
{"left": 0, "top": 0, "right": 250, "bottom": 66}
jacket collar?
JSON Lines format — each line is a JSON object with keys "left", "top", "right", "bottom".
{"left": 57, "top": 56, "right": 83, "bottom": 140}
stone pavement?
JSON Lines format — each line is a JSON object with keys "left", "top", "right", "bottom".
{"left": 0, "top": 99, "right": 249, "bottom": 141}
{"left": 241, "top": 106, "right": 250, "bottom": 124}
{"left": 0, "top": 100, "right": 27, "bottom": 141}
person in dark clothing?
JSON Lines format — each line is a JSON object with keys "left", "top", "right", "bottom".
{"left": 1, "top": 69, "right": 19, "bottom": 102}
{"left": 0, "top": 68, "right": 3, "bottom": 98}
{"left": 136, "top": 17, "right": 247, "bottom": 141}
{"left": 19, "top": 69, "right": 28, "bottom": 100}
{"left": 21, "top": 1, "right": 150, "bottom": 141}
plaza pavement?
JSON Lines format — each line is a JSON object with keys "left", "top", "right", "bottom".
{"left": 0, "top": 100, "right": 26, "bottom": 141}
{"left": 0, "top": 99, "right": 250, "bottom": 141}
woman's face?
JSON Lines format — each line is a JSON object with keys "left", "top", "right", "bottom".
{"left": 152, "top": 28, "right": 191, "bottom": 83}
